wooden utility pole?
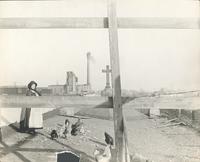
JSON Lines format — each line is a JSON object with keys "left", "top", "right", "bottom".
{"left": 0, "top": 17, "right": 199, "bottom": 29}
{"left": 87, "top": 52, "right": 91, "bottom": 87}
{"left": 0, "top": 109, "right": 2, "bottom": 141}
{"left": 107, "top": 0, "right": 127, "bottom": 162}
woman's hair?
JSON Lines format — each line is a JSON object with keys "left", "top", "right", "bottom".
{"left": 27, "top": 81, "right": 37, "bottom": 90}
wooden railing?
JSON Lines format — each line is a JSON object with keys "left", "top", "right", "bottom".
{"left": 0, "top": 17, "right": 199, "bottom": 29}
{"left": 0, "top": 95, "right": 200, "bottom": 110}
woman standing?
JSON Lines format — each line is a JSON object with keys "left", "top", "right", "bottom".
{"left": 20, "top": 81, "right": 43, "bottom": 134}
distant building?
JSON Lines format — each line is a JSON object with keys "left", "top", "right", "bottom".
{"left": 76, "top": 84, "right": 91, "bottom": 95}
{"left": 48, "top": 53, "right": 92, "bottom": 96}
{"left": 64, "top": 71, "right": 92, "bottom": 95}
{"left": 65, "top": 71, "right": 78, "bottom": 95}
{"left": 48, "top": 70, "right": 92, "bottom": 96}
{"left": 48, "top": 85, "right": 65, "bottom": 96}
{"left": 1, "top": 53, "right": 93, "bottom": 96}
{"left": 0, "top": 86, "right": 27, "bottom": 95}
{"left": 0, "top": 86, "right": 52, "bottom": 95}
{"left": 38, "top": 87, "right": 52, "bottom": 95}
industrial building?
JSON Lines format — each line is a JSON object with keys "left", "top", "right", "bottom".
{"left": 0, "top": 86, "right": 52, "bottom": 96}
{"left": 48, "top": 52, "right": 92, "bottom": 95}
{"left": 0, "top": 53, "right": 92, "bottom": 96}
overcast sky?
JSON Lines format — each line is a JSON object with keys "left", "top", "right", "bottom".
{"left": 0, "top": 0, "right": 200, "bottom": 91}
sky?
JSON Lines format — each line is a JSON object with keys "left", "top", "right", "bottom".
{"left": 0, "top": 0, "right": 200, "bottom": 91}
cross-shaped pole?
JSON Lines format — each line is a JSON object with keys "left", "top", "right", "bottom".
{"left": 102, "top": 65, "right": 112, "bottom": 89}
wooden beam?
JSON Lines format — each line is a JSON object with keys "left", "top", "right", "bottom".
{"left": 0, "top": 17, "right": 199, "bottom": 29}
{"left": 0, "top": 0, "right": 198, "bottom": 1}
{"left": 125, "top": 96, "right": 200, "bottom": 110}
{"left": 0, "top": 108, "right": 2, "bottom": 141}
{"left": 119, "top": 17, "right": 200, "bottom": 29}
{"left": 108, "top": 0, "right": 125, "bottom": 162}
{"left": 0, "top": 17, "right": 107, "bottom": 29}
{"left": 0, "top": 95, "right": 196, "bottom": 109}
{"left": 0, "top": 0, "right": 57, "bottom": 2}
{"left": 0, "top": 95, "right": 200, "bottom": 110}
{"left": 0, "top": 96, "right": 112, "bottom": 108}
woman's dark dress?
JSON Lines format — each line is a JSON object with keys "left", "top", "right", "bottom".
{"left": 20, "top": 89, "right": 42, "bottom": 132}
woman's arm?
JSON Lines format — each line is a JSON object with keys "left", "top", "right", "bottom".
{"left": 36, "top": 90, "right": 42, "bottom": 96}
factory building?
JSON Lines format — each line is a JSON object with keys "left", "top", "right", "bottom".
{"left": 0, "top": 86, "right": 52, "bottom": 95}
{"left": 0, "top": 86, "right": 27, "bottom": 95}
{"left": 65, "top": 71, "right": 78, "bottom": 95}
{"left": 0, "top": 53, "right": 92, "bottom": 96}
{"left": 49, "top": 52, "right": 92, "bottom": 96}
{"left": 48, "top": 85, "right": 65, "bottom": 96}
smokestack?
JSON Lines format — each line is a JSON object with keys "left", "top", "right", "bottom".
{"left": 87, "top": 52, "right": 91, "bottom": 86}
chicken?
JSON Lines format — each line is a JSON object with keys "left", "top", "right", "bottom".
{"left": 50, "top": 129, "right": 58, "bottom": 140}
{"left": 130, "top": 153, "right": 153, "bottom": 162}
{"left": 104, "top": 132, "right": 114, "bottom": 146}
{"left": 94, "top": 145, "right": 112, "bottom": 162}
{"left": 71, "top": 118, "right": 84, "bottom": 136}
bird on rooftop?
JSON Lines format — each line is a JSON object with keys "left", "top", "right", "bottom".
{"left": 104, "top": 132, "right": 114, "bottom": 146}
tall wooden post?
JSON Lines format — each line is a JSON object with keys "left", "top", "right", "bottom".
{"left": 0, "top": 109, "right": 2, "bottom": 141}
{"left": 87, "top": 52, "right": 91, "bottom": 87}
{"left": 107, "top": 0, "right": 126, "bottom": 162}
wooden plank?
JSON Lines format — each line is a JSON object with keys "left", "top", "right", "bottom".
{"left": 1, "top": 95, "right": 200, "bottom": 110}
{"left": 0, "top": 17, "right": 199, "bottom": 29}
{"left": 0, "top": 108, "right": 2, "bottom": 141}
{"left": 108, "top": 0, "right": 126, "bottom": 162}
{"left": 0, "top": 0, "right": 56, "bottom": 2}
{"left": 0, "top": 0, "right": 57, "bottom": 2}
{"left": 119, "top": 17, "right": 200, "bottom": 29}
{"left": 0, "top": 95, "right": 112, "bottom": 108}
{"left": 125, "top": 96, "right": 200, "bottom": 110}
{"left": 0, "top": 17, "right": 107, "bottom": 29}
{"left": 0, "top": 0, "right": 198, "bottom": 1}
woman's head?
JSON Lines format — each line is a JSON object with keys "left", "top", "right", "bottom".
{"left": 28, "top": 81, "right": 37, "bottom": 90}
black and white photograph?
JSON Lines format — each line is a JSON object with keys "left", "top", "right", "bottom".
{"left": 0, "top": 0, "right": 200, "bottom": 162}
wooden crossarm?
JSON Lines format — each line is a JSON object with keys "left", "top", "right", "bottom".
{"left": 0, "top": 17, "right": 199, "bottom": 29}
{"left": 0, "top": 95, "right": 113, "bottom": 108}
{"left": 0, "top": 95, "right": 200, "bottom": 110}
{"left": 125, "top": 96, "right": 200, "bottom": 110}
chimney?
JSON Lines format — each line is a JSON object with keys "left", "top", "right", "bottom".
{"left": 87, "top": 52, "right": 91, "bottom": 86}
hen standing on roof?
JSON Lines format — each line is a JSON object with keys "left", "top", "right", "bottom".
{"left": 71, "top": 118, "right": 84, "bottom": 136}
{"left": 94, "top": 132, "right": 114, "bottom": 162}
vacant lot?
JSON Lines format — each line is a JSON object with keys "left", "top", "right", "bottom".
{"left": 0, "top": 107, "right": 200, "bottom": 162}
